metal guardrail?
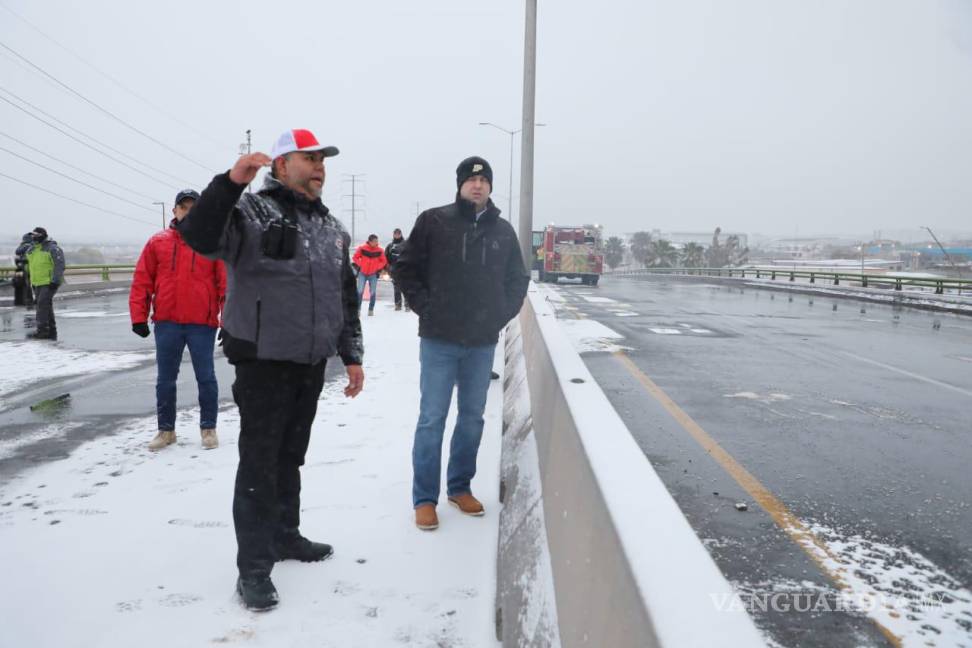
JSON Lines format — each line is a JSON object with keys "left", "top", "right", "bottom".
{"left": 609, "top": 267, "right": 971, "bottom": 295}
{"left": 0, "top": 264, "right": 135, "bottom": 282}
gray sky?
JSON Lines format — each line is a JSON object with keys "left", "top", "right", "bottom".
{"left": 1, "top": 0, "right": 971, "bottom": 247}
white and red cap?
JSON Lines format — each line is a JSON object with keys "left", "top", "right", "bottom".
{"left": 270, "top": 129, "right": 339, "bottom": 160}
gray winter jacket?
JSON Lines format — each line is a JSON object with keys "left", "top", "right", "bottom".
{"left": 179, "top": 172, "right": 363, "bottom": 366}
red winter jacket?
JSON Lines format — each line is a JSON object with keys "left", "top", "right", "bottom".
{"left": 129, "top": 223, "right": 227, "bottom": 327}
{"left": 352, "top": 243, "right": 388, "bottom": 277}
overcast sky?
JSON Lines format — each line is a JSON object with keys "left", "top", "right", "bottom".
{"left": 1, "top": 0, "right": 971, "bottom": 247}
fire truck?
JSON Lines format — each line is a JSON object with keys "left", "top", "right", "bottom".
{"left": 537, "top": 224, "right": 604, "bottom": 286}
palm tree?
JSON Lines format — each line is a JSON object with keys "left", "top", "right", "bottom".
{"left": 605, "top": 236, "right": 626, "bottom": 269}
{"left": 630, "top": 231, "right": 652, "bottom": 267}
{"left": 647, "top": 239, "right": 679, "bottom": 268}
{"left": 681, "top": 242, "right": 705, "bottom": 268}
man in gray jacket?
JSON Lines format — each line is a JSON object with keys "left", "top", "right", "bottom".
{"left": 179, "top": 128, "right": 364, "bottom": 612}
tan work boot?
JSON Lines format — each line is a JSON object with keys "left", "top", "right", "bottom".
{"left": 201, "top": 428, "right": 218, "bottom": 450}
{"left": 414, "top": 504, "right": 439, "bottom": 531}
{"left": 148, "top": 430, "right": 176, "bottom": 451}
{"left": 395, "top": 304, "right": 402, "bottom": 311}
{"left": 448, "top": 493, "right": 485, "bottom": 516}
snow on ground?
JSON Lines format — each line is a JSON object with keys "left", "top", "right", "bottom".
{"left": 809, "top": 522, "right": 972, "bottom": 646}
{"left": 0, "top": 304, "right": 504, "bottom": 648}
{"left": 0, "top": 342, "right": 152, "bottom": 412}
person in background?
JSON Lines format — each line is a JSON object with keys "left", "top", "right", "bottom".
{"left": 25, "top": 227, "right": 64, "bottom": 341}
{"left": 385, "top": 228, "right": 408, "bottom": 311}
{"left": 12, "top": 233, "right": 34, "bottom": 307}
{"left": 129, "top": 189, "right": 227, "bottom": 451}
{"left": 352, "top": 234, "right": 387, "bottom": 316}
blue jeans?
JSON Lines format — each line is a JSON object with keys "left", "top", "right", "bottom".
{"left": 356, "top": 273, "right": 379, "bottom": 311}
{"left": 412, "top": 337, "right": 495, "bottom": 507}
{"left": 154, "top": 322, "right": 218, "bottom": 431}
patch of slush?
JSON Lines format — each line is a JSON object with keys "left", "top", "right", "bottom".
{"left": 556, "top": 318, "right": 628, "bottom": 354}
{"left": 0, "top": 342, "right": 152, "bottom": 410}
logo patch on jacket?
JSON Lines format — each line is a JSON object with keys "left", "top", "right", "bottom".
{"left": 492, "top": 241, "right": 500, "bottom": 250}
{"left": 335, "top": 238, "right": 344, "bottom": 250}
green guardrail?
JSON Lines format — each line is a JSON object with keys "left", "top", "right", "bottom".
{"left": 609, "top": 267, "right": 971, "bottom": 295}
{"left": 0, "top": 264, "right": 136, "bottom": 282}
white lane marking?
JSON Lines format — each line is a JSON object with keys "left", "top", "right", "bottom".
{"left": 581, "top": 296, "right": 617, "bottom": 304}
{"left": 838, "top": 351, "right": 972, "bottom": 398}
{"left": 649, "top": 328, "right": 682, "bottom": 335}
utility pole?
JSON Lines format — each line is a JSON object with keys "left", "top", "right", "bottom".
{"left": 924, "top": 226, "right": 963, "bottom": 289}
{"left": 518, "top": 0, "right": 539, "bottom": 267}
{"left": 152, "top": 201, "right": 165, "bottom": 229}
{"left": 343, "top": 174, "right": 366, "bottom": 243}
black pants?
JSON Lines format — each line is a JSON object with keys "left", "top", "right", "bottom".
{"left": 232, "top": 359, "right": 327, "bottom": 577}
{"left": 13, "top": 274, "right": 33, "bottom": 307}
{"left": 392, "top": 279, "right": 406, "bottom": 307}
{"left": 34, "top": 284, "right": 57, "bottom": 334}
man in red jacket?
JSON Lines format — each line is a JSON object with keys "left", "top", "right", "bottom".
{"left": 352, "top": 234, "right": 387, "bottom": 316}
{"left": 130, "top": 189, "right": 227, "bottom": 450}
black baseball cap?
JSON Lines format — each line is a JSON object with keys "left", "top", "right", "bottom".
{"left": 175, "top": 189, "right": 200, "bottom": 205}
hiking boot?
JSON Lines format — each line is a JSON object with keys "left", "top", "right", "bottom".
{"left": 236, "top": 575, "right": 278, "bottom": 611}
{"left": 415, "top": 504, "right": 439, "bottom": 531}
{"left": 148, "top": 430, "right": 176, "bottom": 451}
{"left": 368, "top": 309, "right": 374, "bottom": 317}
{"left": 448, "top": 493, "right": 485, "bottom": 516}
{"left": 200, "top": 428, "right": 218, "bottom": 450}
{"left": 272, "top": 530, "right": 334, "bottom": 563}
{"left": 26, "top": 330, "right": 54, "bottom": 340}
{"left": 395, "top": 304, "right": 402, "bottom": 311}
{"left": 490, "top": 371, "right": 500, "bottom": 380}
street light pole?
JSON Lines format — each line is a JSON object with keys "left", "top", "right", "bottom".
{"left": 519, "top": 0, "right": 539, "bottom": 267}
{"left": 479, "top": 121, "right": 546, "bottom": 223}
{"left": 152, "top": 201, "right": 165, "bottom": 229}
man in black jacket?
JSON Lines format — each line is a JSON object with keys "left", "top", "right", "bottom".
{"left": 384, "top": 228, "right": 407, "bottom": 311}
{"left": 394, "top": 156, "right": 529, "bottom": 531}
{"left": 179, "top": 128, "right": 364, "bottom": 612}
{"left": 12, "top": 233, "right": 34, "bottom": 307}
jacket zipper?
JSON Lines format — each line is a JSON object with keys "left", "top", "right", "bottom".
{"left": 462, "top": 232, "right": 467, "bottom": 263}
{"left": 308, "top": 263, "right": 316, "bottom": 362}
{"left": 255, "top": 299, "right": 262, "bottom": 346}
{"left": 170, "top": 241, "right": 178, "bottom": 271}
{"left": 481, "top": 237, "right": 486, "bottom": 266}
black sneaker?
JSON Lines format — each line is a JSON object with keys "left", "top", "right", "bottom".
{"left": 236, "top": 575, "right": 279, "bottom": 611}
{"left": 273, "top": 532, "right": 334, "bottom": 563}
{"left": 490, "top": 371, "right": 500, "bottom": 380}
{"left": 26, "top": 330, "right": 54, "bottom": 340}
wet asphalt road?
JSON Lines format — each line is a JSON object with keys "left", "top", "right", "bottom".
{"left": 0, "top": 291, "right": 344, "bottom": 484}
{"left": 546, "top": 276, "right": 972, "bottom": 648}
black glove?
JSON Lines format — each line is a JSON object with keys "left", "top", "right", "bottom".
{"left": 49, "top": 282, "right": 60, "bottom": 289}
{"left": 132, "top": 322, "right": 150, "bottom": 338}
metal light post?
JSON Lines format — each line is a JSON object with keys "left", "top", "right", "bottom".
{"left": 479, "top": 122, "right": 545, "bottom": 223}
{"left": 519, "top": 0, "right": 539, "bottom": 267}
{"left": 152, "top": 201, "right": 165, "bottom": 229}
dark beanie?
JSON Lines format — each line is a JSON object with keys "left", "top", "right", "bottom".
{"left": 31, "top": 227, "right": 48, "bottom": 240}
{"left": 456, "top": 156, "right": 493, "bottom": 190}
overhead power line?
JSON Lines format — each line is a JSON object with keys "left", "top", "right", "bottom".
{"left": 0, "top": 170, "right": 157, "bottom": 227}
{"left": 0, "top": 38, "right": 215, "bottom": 172}
{"left": 0, "top": 129, "right": 159, "bottom": 201}
{"left": 0, "top": 91, "right": 191, "bottom": 190}
{"left": 0, "top": 1, "right": 233, "bottom": 154}
{"left": 0, "top": 144, "right": 160, "bottom": 213}
{"left": 0, "top": 86, "right": 199, "bottom": 187}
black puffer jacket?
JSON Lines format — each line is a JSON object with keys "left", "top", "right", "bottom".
{"left": 393, "top": 197, "right": 529, "bottom": 346}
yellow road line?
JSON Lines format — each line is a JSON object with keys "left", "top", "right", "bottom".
{"left": 613, "top": 351, "right": 902, "bottom": 647}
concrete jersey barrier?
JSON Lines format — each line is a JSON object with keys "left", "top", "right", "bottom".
{"left": 496, "top": 283, "right": 766, "bottom": 647}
